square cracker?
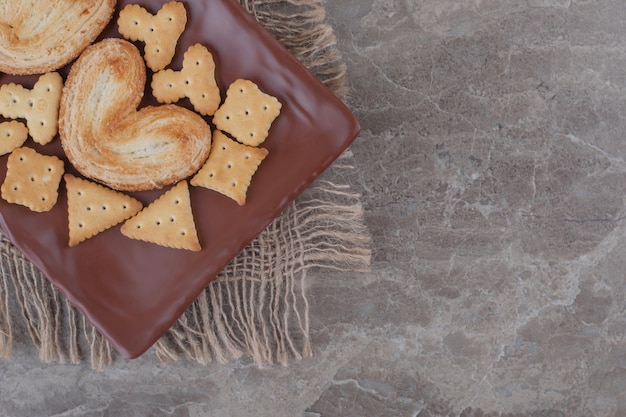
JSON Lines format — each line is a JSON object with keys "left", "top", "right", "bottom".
{"left": 191, "top": 130, "right": 268, "bottom": 205}
{"left": 212, "top": 79, "right": 281, "bottom": 147}
{"left": 65, "top": 174, "right": 143, "bottom": 247}
{"left": 1, "top": 147, "right": 64, "bottom": 212}
{"left": 121, "top": 180, "right": 201, "bottom": 251}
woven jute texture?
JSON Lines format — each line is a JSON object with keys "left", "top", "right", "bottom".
{"left": 0, "top": 0, "right": 370, "bottom": 369}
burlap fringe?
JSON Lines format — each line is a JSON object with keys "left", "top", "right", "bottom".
{"left": 243, "top": 0, "right": 348, "bottom": 99}
{"left": 0, "top": 151, "right": 369, "bottom": 369}
{"left": 0, "top": 0, "right": 367, "bottom": 369}
{"left": 153, "top": 151, "right": 370, "bottom": 366}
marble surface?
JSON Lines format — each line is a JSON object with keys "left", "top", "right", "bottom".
{"left": 2, "top": 0, "right": 626, "bottom": 416}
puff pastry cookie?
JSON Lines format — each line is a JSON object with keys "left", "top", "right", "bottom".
{"left": 0, "top": 0, "right": 116, "bottom": 75}
{"left": 59, "top": 38, "right": 212, "bottom": 191}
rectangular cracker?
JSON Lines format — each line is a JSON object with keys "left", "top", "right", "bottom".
{"left": 190, "top": 131, "right": 268, "bottom": 205}
{"left": 1, "top": 147, "right": 64, "bottom": 212}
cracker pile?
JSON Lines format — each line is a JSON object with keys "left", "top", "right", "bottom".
{"left": 0, "top": 1, "right": 283, "bottom": 252}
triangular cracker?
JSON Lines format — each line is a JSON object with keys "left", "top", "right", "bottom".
{"left": 191, "top": 131, "right": 268, "bottom": 205}
{"left": 64, "top": 174, "right": 143, "bottom": 247}
{"left": 212, "top": 79, "right": 281, "bottom": 146}
{"left": 120, "top": 180, "right": 201, "bottom": 251}
{"left": 1, "top": 147, "right": 64, "bottom": 212}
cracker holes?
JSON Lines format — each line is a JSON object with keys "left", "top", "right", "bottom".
{"left": 231, "top": 181, "right": 237, "bottom": 187}
{"left": 5, "top": 131, "right": 10, "bottom": 137}
{"left": 180, "top": 230, "right": 186, "bottom": 236}
{"left": 86, "top": 206, "right": 92, "bottom": 212}
{"left": 78, "top": 223, "right": 84, "bottom": 228}
{"left": 12, "top": 185, "right": 18, "bottom": 191}
{"left": 29, "top": 176, "right": 35, "bottom": 182}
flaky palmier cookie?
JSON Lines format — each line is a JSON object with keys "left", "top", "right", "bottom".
{"left": 59, "top": 38, "right": 212, "bottom": 191}
{"left": 0, "top": 0, "right": 116, "bottom": 75}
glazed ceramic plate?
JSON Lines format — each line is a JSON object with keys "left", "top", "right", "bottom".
{"left": 0, "top": 0, "right": 360, "bottom": 358}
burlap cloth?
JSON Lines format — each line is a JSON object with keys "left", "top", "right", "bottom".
{"left": 0, "top": 0, "right": 370, "bottom": 369}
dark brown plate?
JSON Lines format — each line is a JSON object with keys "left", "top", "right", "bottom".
{"left": 0, "top": 0, "right": 360, "bottom": 358}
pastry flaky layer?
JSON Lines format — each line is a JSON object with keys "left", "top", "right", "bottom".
{"left": 0, "top": 0, "right": 117, "bottom": 75}
{"left": 59, "top": 38, "right": 212, "bottom": 192}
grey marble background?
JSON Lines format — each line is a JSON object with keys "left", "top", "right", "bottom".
{"left": 2, "top": 0, "right": 626, "bottom": 416}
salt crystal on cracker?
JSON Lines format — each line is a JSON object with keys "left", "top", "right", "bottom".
{"left": 121, "top": 180, "right": 201, "bottom": 251}
{"left": 1, "top": 147, "right": 64, "bottom": 212}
